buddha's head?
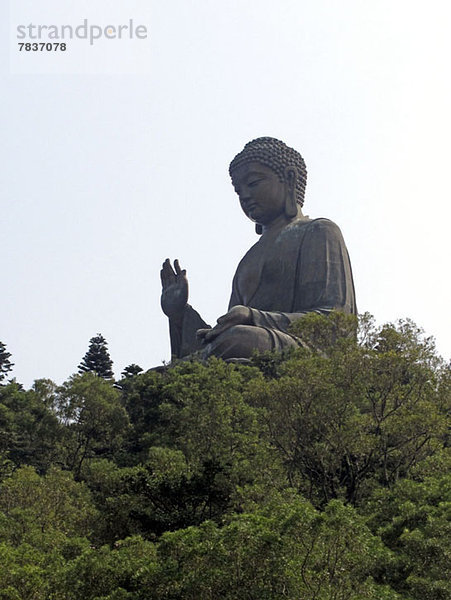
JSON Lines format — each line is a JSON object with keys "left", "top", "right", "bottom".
{"left": 229, "top": 137, "right": 307, "bottom": 232}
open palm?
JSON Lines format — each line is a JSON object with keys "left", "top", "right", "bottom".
{"left": 160, "top": 259, "right": 189, "bottom": 318}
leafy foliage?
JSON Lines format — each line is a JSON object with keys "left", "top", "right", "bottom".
{"left": 121, "top": 364, "right": 144, "bottom": 379}
{"left": 0, "top": 341, "right": 14, "bottom": 383}
{"left": 0, "top": 313, "right": 449, "bottom": 599}
{"left": 0, "top": 466, "right": 97, "bottom": 549}
{"left": 152, "top": 498, "right": 399, "bottom": 600}
{"left": 0, "top": 380, "right": 63, "bottom": 472}
{"left": 56, "top": 373, "right": 130, "bottom": 477}
{"left": 251, "top": 313, "right": 448, "bottom": 506}
{"left": 364, "top": 452, "right": 451, "bottom": 600}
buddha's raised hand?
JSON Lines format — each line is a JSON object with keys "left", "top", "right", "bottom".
{"left": 160, "top": 259, "right": 189, "bottom": 319}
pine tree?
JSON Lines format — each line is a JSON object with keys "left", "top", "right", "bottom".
{"left": 121, "top": 364, "right": 143, "bottom": 379}
{"left": 78, "top": 334, "right": 114, "bottom": 380}
{"left": 0, "top": 341, "right": 13, "bottom": 383}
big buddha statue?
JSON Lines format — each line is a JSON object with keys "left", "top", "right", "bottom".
{"left": 160, "top": 137, "right": 356, "bottom": 360}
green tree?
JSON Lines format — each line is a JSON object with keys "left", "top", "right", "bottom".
{"left": 0, "top": 381, "right": 63, "bottom": 472}
{"left": 0, "top": 313, "right": 447, "bottom": 600}
{"left": 79, "top": 334, "right": 114, "bottom": 380}
{"left": 0, "top": 341, "right": 13, "bottom": 383}
{"left": 121, "top": 364, "right": 143, "bottom": 379}
{"left": 56, "top": 373, "right": 129, "bottom": 476}
{"left": 153, "top": 498, "right": 399, "bottom": 600}
{"left": 118, "top": 369, "right": 167, "bottom": 463}
{"left": 364, "top": 451, "right": 451, "bottom": 600}
{"left": 248, "top": 313, "right": 449, "bottom": 506}
{"left": 0, "top": 542, "right": 58, "bottom": 600}
{"left": 57, "top": 536, "right": 157, "bottom": 600}
{"left": 88, "top": 452, "right": 232, "bottom": 542}
{"left": 0, "top": 466, "right": 97, "bottom": 550}
{"left": 0, "top": 467, "right": 96, "bottom": 600}
{"left": 82, "top": 360, "right": 285, "bottom": 543}
{"left": 145, "top": 359, "right": 286, "bottom": 515}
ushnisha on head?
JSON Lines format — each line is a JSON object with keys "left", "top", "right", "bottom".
{"left": 229, "top": 137, "right": 307, "bottom": 207}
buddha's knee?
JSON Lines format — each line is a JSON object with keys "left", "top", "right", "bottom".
{"left": 203, "top": 325, "right": 273, "bottom": 360}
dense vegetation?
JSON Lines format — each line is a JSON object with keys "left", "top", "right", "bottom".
{"left": 0, "top": 313, "right": 449, "bottom": 599}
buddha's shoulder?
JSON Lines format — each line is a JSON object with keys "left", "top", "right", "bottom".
{"left": 284, "top": 217, "right": 342, "bottom": 237}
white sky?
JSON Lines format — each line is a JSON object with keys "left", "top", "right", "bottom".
{"left": 2, "top": 0, "right": 450, "bottom": 388}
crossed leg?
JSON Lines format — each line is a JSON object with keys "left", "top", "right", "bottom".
{"left": 201, "top": 324, "right": 299, "bottom": 360}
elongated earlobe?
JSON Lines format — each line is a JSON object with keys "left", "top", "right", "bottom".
{"left": 255, "top": 223, "right": 263, "bottom": 235}
{"left": 284, "top": 167, "right": 298, "bottom": 218}
{"left": 285, "top": 197, "right": 297, "bottom": 218}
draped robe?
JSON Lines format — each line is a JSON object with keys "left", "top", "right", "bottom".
{"left": 169, "top": 217, "right": 356, "bottom": 359}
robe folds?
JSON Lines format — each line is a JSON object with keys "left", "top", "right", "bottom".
{"left": 169, "top": 217, "right": 357, "bottom": 359}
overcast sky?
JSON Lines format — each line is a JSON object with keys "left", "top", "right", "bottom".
{"left": 2, "top": 0, "right": 450, "bottom": 388}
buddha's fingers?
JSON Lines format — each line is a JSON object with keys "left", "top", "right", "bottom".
{"left": 197, "top": 328, "right": 215, "bottom": 340}
{"left": 202, "top": 325, "right": 227, "bottom": 343}
{"left": 161, "top": 258, "right": 176, "bottom": 286}
{"left": 174, "top": 259, "right": 187, "bottom": 280}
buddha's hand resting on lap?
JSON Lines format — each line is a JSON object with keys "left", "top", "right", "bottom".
{"left": 197, "top": 305, "right": 252, "bottom": 343}
{"left": 160, "top": 259, "right": 188, "bottom": 320}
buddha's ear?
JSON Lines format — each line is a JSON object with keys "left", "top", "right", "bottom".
{"left": 255, "top": 223, "right": 263, "bottom": 235}
{"left": 284, "top": 167, "right": 298, "bottom": 218}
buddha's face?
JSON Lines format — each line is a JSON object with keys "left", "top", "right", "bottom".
{"left": 231, "top": 162, "right": 286, "bottom": 225}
